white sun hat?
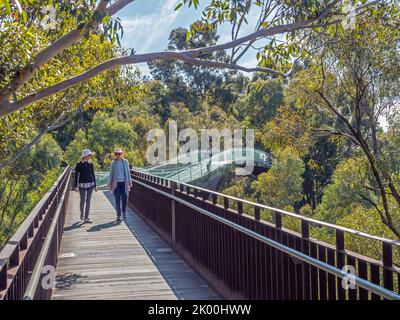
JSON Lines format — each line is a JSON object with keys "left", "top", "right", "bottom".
{"left": 81, "top": 149, "right": 92, "bottom": 158}
{"left": 114, "top": 148, "right": 123, "bottom": 154}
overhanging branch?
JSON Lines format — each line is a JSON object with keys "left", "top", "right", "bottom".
{"left": 0, "top": 0, "right": 135, "bottom": 105}
{"left": 0, "top": 0, "right": 383, "bottom": 117}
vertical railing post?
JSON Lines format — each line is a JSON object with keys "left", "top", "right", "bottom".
{"left": 212, "top": 193, "right": 217, "bottom": 205}
{"left": 254, "top": 207, "right": 260, "bottom": 221}
{"left": 275, "top": 212, "right": 282, "bottom": 229}
{"left": 223, "top": 197, "right": 229, "bottom": 210}
{"left": 0, "top": 263, "right": 7, "bottom": 292}
{"left": 382, "top": 242, "right": 393, "bottom": 294}
{"left": 20, "top": 234, "right": 28, "bottom": 251}
{"left": 237, "top": 201, "right": 243, "bottom": 215}
{"left": 273, "top": 210, "right": 282, "bottom": 299}
{"left": 301, "top": 220, "right": 310, "bottom": 239}
{"left": 171, "top": 181, "right": 176, "bottom": 248}
{"left": 335, "top": 229, "right": 346, "bottom": 300}
{"left": 301, "top": 220, "right": 311, "bottom": 300}
{"left": 9, "top": 247, "right": 19, "bottom": 268}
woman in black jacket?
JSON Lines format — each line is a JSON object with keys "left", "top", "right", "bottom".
{"left": 74, "top": 149, "right": 97, "bottom": 222}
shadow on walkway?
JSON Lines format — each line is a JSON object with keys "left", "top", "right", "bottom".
{"left": 63, "top": 221, "right": 84, "bottom": 232}
{"left": 103, "top": 191, "right": 219, "bottom": 300}
{"left": 56, "top": 272, "right": 88, "bottom": 290}
{"left": 86, "top": 220, "right": 121, "bottom": 232}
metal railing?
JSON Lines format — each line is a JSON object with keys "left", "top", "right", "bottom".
{"left": 0, "top": 167, "right": 71, "bottom": 300}
{"left": 130, "top": 170, "right": 400, "bottom": 300}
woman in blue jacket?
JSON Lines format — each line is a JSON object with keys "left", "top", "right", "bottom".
{"left": 107, "top": 148, "right": 132, "bottom": 221}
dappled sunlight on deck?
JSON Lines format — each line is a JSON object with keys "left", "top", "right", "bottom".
{"left": 52, "top": 191, "right": 219, "bottom": 300}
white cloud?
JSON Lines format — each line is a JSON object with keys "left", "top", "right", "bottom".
{"left": 120, "top": 0, "right": 181, "bottom": 53}
{"left": 117, "top": 0, "right": 265, "bottom": 76}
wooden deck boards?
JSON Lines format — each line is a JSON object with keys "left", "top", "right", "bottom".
{"left": 52, "top": 191, "right": 219, "bottom": 300}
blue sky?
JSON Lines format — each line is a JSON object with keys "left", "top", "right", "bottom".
{"left": 116, "top": 0, "right": 261, "bottom": 76}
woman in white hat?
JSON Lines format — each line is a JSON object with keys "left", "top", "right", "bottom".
{"left": 74, "top": 149, "right": 98, "bottom": 222}
{"left": 107, "top": 148, "right": 132, "bottom": 221}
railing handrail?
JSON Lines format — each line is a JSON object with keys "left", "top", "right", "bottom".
{"left": 0, "top": 166, "right": 70, "bottom": 261}
{"left": 131, "top": 169, "right": 400, "bottom": 248}
{"left": 0, "top": 166, "right": 71, "bottom": 299}
{"left": 132, "top": 177, "right": 400, "bottom": 300}
{"left": 23, "top": 171, "right": 71, "bottom": 300}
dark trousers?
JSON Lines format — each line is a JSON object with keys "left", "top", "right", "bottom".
{"left": 114, "top": 182, "right": 127, "bottom": 218}
{"left": 79, "top": 187, "right": 94, "bottom": 218}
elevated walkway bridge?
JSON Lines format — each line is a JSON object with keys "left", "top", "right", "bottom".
{"left": 1, "top": 165, "right": 400, "bottom": 300}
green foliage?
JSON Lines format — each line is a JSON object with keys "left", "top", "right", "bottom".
{"left": 64, "top": 111, "right": 142, "bottom": 170}
{"left": 178, "top": 0, "right": 384, "bottom": 74}
{"left": 169, "top": 103, "right": 240, "bottom": 136}
{"left": 337, "top": 206, "right": 395, "bottom": 261}
{"left": 30, "top": 133, "right": 63, "bottom": 174}
{"left": 258, "top": 6, "right": 400, "bottom": 239}
{"left": 235, "top": 78, "right": 284, "bottom": 127}
{"left": 260, "top": 103, "right": 314, "bottom": 157}
{"left": 0, "top": 167, "right": 63, "bottom": 247}
{"left": 0, "top": 31, "right": 126, "bottom": 166}
{"left": 88, "top": 111, "right": 137, "bottom": 157}
{"left": 64, "top": 129, "right": 88, "bottom": 167}
{"left": 223, "top": 176, "right": 253, "bottom": 200}
{"left": 0, "top": 133, "right": 63, "bottom": 247}
{"left": 251, "top": 148, "right": 305, "bottom": 209}
{"left": 5, "top": 132, "right": 63, "bottom": 180}
{"left": 300, "top": 204, "right": 314, "bottom": 217}
{"left": 313, "top": 156, "right": 373, "bottom": 224}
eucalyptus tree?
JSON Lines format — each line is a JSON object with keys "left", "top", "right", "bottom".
{"left": 263, "top": 6, "right": 400, "bottom": 237}
{"left": 0, "top": 0, "right": 387, "bottom": 117}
